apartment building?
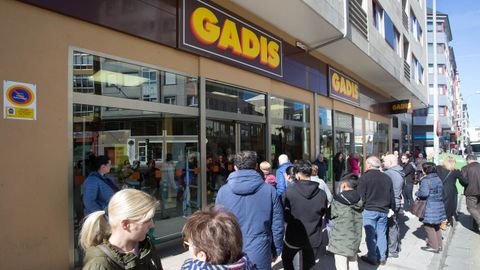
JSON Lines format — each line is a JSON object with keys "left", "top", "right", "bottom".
{"left": 0, "top": 0, "right": 427, "bottom": 268}
{"left": 413, "top": 8, "right": 459, "bottom": 153}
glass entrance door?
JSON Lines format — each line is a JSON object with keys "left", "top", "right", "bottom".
{"left": 206, "top": 119, "right": 265, "bottom": 203}
{"left": 239, "top": 122, "right": 266, "bottom": 162}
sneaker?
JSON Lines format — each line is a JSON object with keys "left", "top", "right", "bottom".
{"left": 360, "top": 255, "right": 378, "bottom": 265}
{"left": 388, "top": 253, "right": 399, "bottom": 258}
{"left": 420, "top": 246, "right": 439, "bottom": 253}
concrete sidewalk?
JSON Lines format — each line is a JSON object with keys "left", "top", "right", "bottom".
{"left": 157, "top": 209, "right": 454, "bottom": 270}
{"left": 441, "top": 195, "right": 480, "bottom": 270}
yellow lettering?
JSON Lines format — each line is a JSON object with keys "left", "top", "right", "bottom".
{"left": 267, "top": 41, "right": 280, "bottom": 68}
{"left": 332, "top": 73, "right": 340, "bottom": 92}
{"left": 190, "top": 7, "right": 220, "bottom": 45}
{"left": 241, "top": 27, "right": 260, "bottom": 60}
{"left": 259, "top": 36, "right": 268, "bottom": 65}
{"left": 217, "top": 19, "right": 242, "bottom": 55}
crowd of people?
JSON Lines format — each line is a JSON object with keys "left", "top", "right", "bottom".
{"left": 78, "top": 149, "right": 480, "bottom": 269}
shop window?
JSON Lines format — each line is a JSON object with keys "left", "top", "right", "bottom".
{"left": 393, "top": 116, "right": 399, "bottom": 128}
{"left": 270, "top": 96, "right": 310, "bottom": 122}
{"left": 72, "top": 51, "right": 198, "bottom": 107}
{"left": 319, "top": 107, "right": 333, "bottom": 159}
{"left": 206, "top": 81, "right": 265, "bottom": 116}
{"left": 365, "top": 120, "right": 389, "bottom": 156}
{"left": 270, "top": 96, "right": 311, "bottom": 166}
{"left": 72, "top": 104, "right": 200, "bottom": 266}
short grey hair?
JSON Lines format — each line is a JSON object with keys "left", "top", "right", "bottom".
{"left": 278, "top": 154, "right": 289, "bottom": 165}
{"left": 366, "top": 156, "right": 382, "bottom": 169}
{"left": 383, "top": 154, "right": 398, "bottom": 168}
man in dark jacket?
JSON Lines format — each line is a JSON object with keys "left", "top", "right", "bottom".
{"left": 357, "top": 156, "right": 395, "bottom": 266}
{"left": 216, "top": 151, "right": 284, "bottom": 270}
{"left": 461, "top": 155, "right": 480, "bottom": 232}
{"left": 282, "top": 160, "right": 328, "bottom": 270}
{"left": 401, "top": 153, "right": 416, "bottom": 211}
{"left": 383, "top": 154, "right": 405, "bottom": 258}
{"left": 312, "top": 153, "right": 328, "bottom": 181}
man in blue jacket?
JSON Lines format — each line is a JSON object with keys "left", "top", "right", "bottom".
{"left": 216, "top": 151, "right": 284, "bottom": 270}
{"left": 276, "top": 154, "right": 292, "bottom": 197}
{"left": 82, "top": 155, "right": 119, "bottom": 215}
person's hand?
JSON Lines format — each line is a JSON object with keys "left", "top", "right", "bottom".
{"left": 271, "top": 255, "right": 278, "bottom": 263}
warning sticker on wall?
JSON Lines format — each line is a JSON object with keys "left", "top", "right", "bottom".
{"left": 3, "top": 80, "right": 37, "bottom": 120}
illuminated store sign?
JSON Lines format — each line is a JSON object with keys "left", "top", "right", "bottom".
{"left": 328, "top": 67, "right": 360, "bottom": 106}
{"left": 389, "top": 100, "right": 412, "bottom": 114}
{"left": 181, "top": 0, "right": 283, "bottom": 77}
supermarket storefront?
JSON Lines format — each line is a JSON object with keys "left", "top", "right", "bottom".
{"left": 1, "top": 1, "right": 391, "bottom": 268}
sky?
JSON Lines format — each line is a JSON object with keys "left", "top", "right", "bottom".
{"left": 427, "top": 0, "right": 480, "bottom": 127}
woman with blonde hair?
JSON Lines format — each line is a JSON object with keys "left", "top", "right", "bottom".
{"left": 436, "top": 156, "right": 464, "bottom": 225}
{"left": 79, "top": 189, "right": 163, "bottom": 269}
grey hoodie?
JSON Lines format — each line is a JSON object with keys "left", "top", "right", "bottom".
{"left": 384, "top": 165, "right": 405, "bottom": 210}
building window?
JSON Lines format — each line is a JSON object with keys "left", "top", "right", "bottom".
{"left": 428, "top": 64, "right": 434, "bottom": 74}
{"left": 393, "top": 116, "right": 399, "bottom": 128}
{"left": 437, "top": 22, "right": 444, "bottom": 32}
{"left": 372, "top": 1, "right": 384, "bottom": 33}
{"left": 206, "top": 81, "right": 266, "bottom": 116}
{"left": 427, "top": 21, "right": 433, "bottom": 32}
{"left": 385, "top": 13, "right": 400, "bottom": 54}
{"left": 164, "top": 95, "right": 176, "bottom": 104}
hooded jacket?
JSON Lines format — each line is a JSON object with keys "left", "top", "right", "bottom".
{"left": 215, "top": 170, "right": 284, "bottom": 270}
{"left": 384, "top": 165, "right": 405, "bottom": 210}
{"left": 82, "top": 236, "right": 163, "bottom": 270}
{"left": 329, "top": 190, "right": 364, "bottom": 257}
{"left": 180, "top": 254, "right": 257, "bottom": 270}
{"left": 276, "top": 162, "right": 292, "bottom": 196}
{"left": 284, "top": 180, "right": 328, "bottom": 248}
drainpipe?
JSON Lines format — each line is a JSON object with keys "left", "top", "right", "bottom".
{"left": 308, "top": 0, "right": 349, "bottom": 52}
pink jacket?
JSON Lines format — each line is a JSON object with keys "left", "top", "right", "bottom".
{"left": 348, "top": 157, "right": 360, "bottom": 175}
{"left": 263, "top": 172, "right": 277, "bottom": 188}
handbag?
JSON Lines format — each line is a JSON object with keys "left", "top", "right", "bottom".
{"left": 411, "top": 179, "right": 431, "bottom": 219}
{"left": 411, "top": 198, "right": 426, "bottom": 219}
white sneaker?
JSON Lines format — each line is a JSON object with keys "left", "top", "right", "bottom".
{"left": 404, "top": 211, "right": 415, "bottom": 218}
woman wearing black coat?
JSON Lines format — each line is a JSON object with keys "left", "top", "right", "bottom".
{"left": 333, "top": 152, "right": 345, "bottom": 182}
{"left": 436, "top": 156, "right": 464, "bottom": 225}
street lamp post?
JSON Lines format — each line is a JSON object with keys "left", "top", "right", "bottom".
{"left": 433, "top": 0, "right": 439, "bottom": 164}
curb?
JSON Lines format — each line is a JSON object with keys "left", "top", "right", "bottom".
{"left": 435, "top": 195, "right": 463, "bottom": 270}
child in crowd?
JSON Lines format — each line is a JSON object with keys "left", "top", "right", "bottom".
{"left": 329, "top": 174, "right": 364, "bottom": 270}
{"left": 260, "top": 161, "right": 277, "bottom": 188}
{"left": 181, "top": 206, "right": 257, "bottom": 270}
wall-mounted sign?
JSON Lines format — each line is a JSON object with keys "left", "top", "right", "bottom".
{"left": 371, "top": 99, "right": 412, "bottom": 114}
{"left": 389, "top": 99, "right": 412, "bottom": 114}
{"left": 328, "top": 67, "right": 360, "bottom": 106}
{"left": 3, "top": 80, "right": 37, "bottom": 120}
{"left": 180, "top": 0, "right": 283, "bottom": 77}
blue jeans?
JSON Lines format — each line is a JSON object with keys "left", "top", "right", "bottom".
{"left": 363, "top": 209, "right": 388, "bottom": 261}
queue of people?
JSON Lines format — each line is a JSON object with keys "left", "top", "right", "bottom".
{"left": 77, "top": 150, "right": 480, "bottom": 270}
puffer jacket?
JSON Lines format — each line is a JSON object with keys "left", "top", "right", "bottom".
{"left": 276, "top": 162, "right": 292, "bottom": 196}
{"left": 416, "top": 173, "right": 446, "bottom": 225}
{"left": 82, "top": 236, "right": 163, "bottom": 270}
{"left": 216, "top": 170, "right": 284, "bottom": 270}
{"left": 384, "top": 165, "right": 405, "bottom": 210}
{"left": 180, "top": 254, "right": 257, "bottom": 270}
{"left": 328, "top": 190, "right": 364, "bottom": 257}
{"left": 461, "top": 162, "right": 480, "bottom": 196}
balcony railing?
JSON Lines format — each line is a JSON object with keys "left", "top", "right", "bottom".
{"left": 404, "top": 60, "right": 410, "bottom": 81}
{"left": 349, "top": 0, "right": 368, "bottom": 39}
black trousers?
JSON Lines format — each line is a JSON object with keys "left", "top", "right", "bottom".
{"left": 282, "top": 245, "right": 321, "bottom": 270}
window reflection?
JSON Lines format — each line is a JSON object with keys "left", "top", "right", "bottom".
{"left": 72, "top": 104, "right": 200, "bottom": 264}
{"left": 365, "top": 120, "right": 389, "bottom": 156}
{"left": 270, "top": 96, "right": 310, "bottom": 122}
{"left": 72, "top": 51, "right": 198, "bottom": 106}
{"left": 206, "top": 81, "right": 265, "bottom": 116}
